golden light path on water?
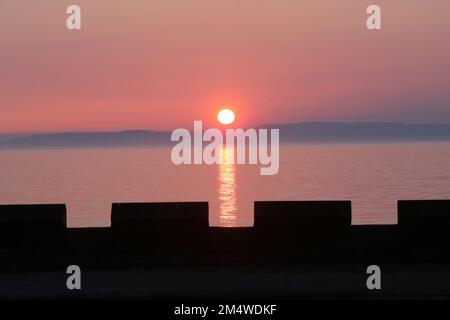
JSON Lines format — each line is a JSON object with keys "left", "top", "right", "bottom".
{"left": 218, "top": 145, "right": 237, "bottom": 227}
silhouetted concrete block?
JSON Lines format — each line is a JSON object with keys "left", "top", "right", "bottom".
{"left": 207, "top": 227, "right": 255, "bottom": 264}
{"left": 398, "top": 200, "right": 450, "bottom": 263}
{"left": 0, "top": 204, "right": 66, "bottom": 244}
{"left": 253, "top": 201, "right": 352, "bottom": 263}
{"left": 254, "top": 201, "right": 351, "bottom": 227}
{"left": 0, "top": 204, "right": 66, "bottom": 227}
{"left": 111, "top": 202, "right": 208, "bottom": 227}
{"left": 398, "top": 200, "right": 450, "bottom": 226}
{"left": 0, "top": 204, "right": 67, "bottom": 270}
{"left": 349, "top": 224, "right": 401, "bottom": 263}
{"left": 110, "top": 202, "right": 209, "bottom": 265}
{"left": 65, "top": 227, "right": 113, "bottom": 268}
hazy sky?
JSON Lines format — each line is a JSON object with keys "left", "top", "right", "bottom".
{"left": 1, "top": 0, "right": 450, "bottom": 133}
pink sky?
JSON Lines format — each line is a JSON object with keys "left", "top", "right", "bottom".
{"left": 1, "top": 0, "right": 450, "bottom": 133}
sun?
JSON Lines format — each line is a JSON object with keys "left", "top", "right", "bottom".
{"left": 217, "top": 108, "right": 235, "bottom": 125}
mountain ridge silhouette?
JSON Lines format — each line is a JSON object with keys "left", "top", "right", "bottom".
{"left": 1, "top": 122, "right": 450, "bottom": 148}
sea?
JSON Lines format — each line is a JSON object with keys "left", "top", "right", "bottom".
{"left": 1, "top": 142, "right": 449, "bottom": 227}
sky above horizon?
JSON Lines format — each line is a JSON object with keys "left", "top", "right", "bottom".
{"left": 1, "top": 0, "right": 450, "bottom": 133}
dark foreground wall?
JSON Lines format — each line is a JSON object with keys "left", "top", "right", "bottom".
{"left": 397, "top": 200, "right": 450, "bottom": 263}
{"left": 0, "top": 200, "right": 450, "bottom": 299}
{"left": 0, "top": 204, "right": 67, "bottom": 270}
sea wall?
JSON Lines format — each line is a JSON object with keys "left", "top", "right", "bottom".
{"left": 1, "top": 200, "right": 449, "bottom": 298}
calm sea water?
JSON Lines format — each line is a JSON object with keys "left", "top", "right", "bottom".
{"left": 1, "top": 142, "right": 449, "bottom": 228}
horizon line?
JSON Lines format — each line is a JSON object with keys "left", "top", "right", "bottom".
{"left": 2, "top": 120, "right": 450, "bottom": 137}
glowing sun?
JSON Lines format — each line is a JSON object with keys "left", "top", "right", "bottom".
{"left": 217, "top": 108, "right": 235, "bottom": 125}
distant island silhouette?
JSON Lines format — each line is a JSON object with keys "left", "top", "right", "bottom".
{"left": 1, "top": 122, "right": 450, "bottom": 148}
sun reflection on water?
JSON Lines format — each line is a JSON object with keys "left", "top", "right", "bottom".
{"left": 218, "top": 145, "right": 237, "bottom": 227}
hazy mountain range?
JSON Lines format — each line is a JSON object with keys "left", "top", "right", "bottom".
{"left": 1, "top": 122, "right": 450, "bottom": 148}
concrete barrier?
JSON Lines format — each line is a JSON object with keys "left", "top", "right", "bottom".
{"left": 0, "top": 204, "right": 66, "bottom": 226}
{"left": 0, "top": 204, "right": 67, "bottom": 270}
{"left": 350, "top": 224, "right": 400, "bottom": 264}
{"left": 398, "top": 200, "right": 450, "bottom": 226}
{"left": 110, "top": 202, "right": 209, "bottom": 266}
{"left": 397, "top": 200, "right": 450, "bottom": 263}
{"left": 65, "top": 227, "right": 113, "bottom": 268}
{"left": 254, "top": 200, "right": 351, "bottom": 227}
{"left": 111, "top": 202, "right": 208, "bottom": 227}
{"left": 253, "top": 201, "right": 352, "bottom": 263}
{"left": 0, "top": 200, "right": 450, "bottom": 298}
